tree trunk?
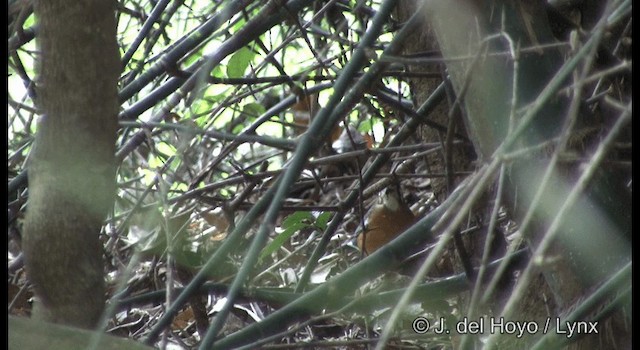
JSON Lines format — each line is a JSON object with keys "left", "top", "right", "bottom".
{"left": 394, "top": 1, "right": 475, "bottom": 203}
{"left": 22, "top": 0, "right": 120, "bottom": 328}
{"left": 395, "top": 0, "right": 630, "bottom": 349}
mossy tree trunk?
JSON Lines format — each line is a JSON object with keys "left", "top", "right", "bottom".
{"left": 22, "top": 0, "right": 120, "bottom": 329}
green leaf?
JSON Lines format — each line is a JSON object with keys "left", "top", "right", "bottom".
{"left": 156, "top": 141, "right": 177, "bottom": 160}
{"left": 358, "top": 122, "right": 373, "bottom": 133}
{"left": 282, "top": 211, "right": 314, "bottom": 229}
{"left": 241, "top": 102, "right": 266, "bottom": 119}
{"left": 203, "top": 84, "right": 229, "bottom": 102}
{"left": 182, "top": 49, "right": 204, "bottom": 68}
{"left": 211, "top": 65, "right": 224, "bottom": 79}
{"left": 315, "top": 212, "right": 333, "bottom": 231}
{"left": 24, "top": 13, "right": 36, "bottom": 28}
{"left": 259, "top": 223, "right": 306, "bottom": 261}
{"left": 226, "top": 47, "right": 255, "bottom": 78}
{"left": 230, "top": 17, "right": 246, "bottom": 33}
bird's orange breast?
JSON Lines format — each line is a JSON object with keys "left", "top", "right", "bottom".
{"left": 357, "top": 204, "right": 416, "bottom": 255}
